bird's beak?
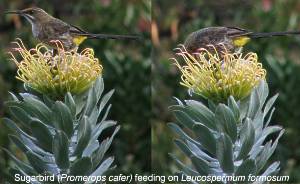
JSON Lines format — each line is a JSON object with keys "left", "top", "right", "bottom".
{"left": 4, "top": 10, "right": 23, "bottom": 15}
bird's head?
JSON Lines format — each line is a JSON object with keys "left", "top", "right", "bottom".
{"left": 5, "top": 7, "right": 52, "bottom": 24}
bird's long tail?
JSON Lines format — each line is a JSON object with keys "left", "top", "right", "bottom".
{"left": 249, "top": 31, "right": 300, "bottom": 38}
{"left": 80, "top": 33, "right": 141, "bottom": 41}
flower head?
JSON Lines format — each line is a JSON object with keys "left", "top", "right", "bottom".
{"left": 9, "top": 39, "right": 102, "bottom": 97}
{"left": 172, "top": 44, "right": 266, "bottom": 102}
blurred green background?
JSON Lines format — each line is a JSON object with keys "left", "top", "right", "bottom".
{"left": 152, "top": 0, "right": 300, "bottom": 182}
{"left": 0, "top": 0, "right": 151, "bottom": 182}
{"left": 1, "top": 0, "right": 300, "bottom": 182}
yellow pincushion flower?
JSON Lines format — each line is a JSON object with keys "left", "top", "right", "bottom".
{"left": 172, "top": 44, "right": 266, "bottom": 102}
{"left": 9, "top": 39, "right": 102, "bottom": 97}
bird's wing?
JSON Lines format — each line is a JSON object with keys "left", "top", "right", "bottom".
{"left": 69, "top": 24, "right": 90, "bottom": 34}
{"left": 42, "top": 18, "right": 71, "bottom": 38}
{"left": 226, "top": 26, "right": 253, "bottom": 37}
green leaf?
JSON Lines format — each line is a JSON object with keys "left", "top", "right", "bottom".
{"left": 8, "top": 106, "right": 32, "bottom": 128}
{"left": 65, "top": 92, "right": 76, "bottom": 117}
{"left": 263, "top": 94, "right": 279, "bottom": 119}
{"left": 256, "top": 129, "right": 283, "bottom": 174}
{"left": 21, "top": 94, "right": 53, "bottom": 126}
{"left": 239, "top": 96, "right": 250, "bottom": 120}
{"left": 261, "top": 162, "right": 280, "bottom": 177}
{"left": 90, "top": 157, "right": 114, "bottom": 176}
{"left": 43, "top": 95, "right": 55, "bottom": 108}
{"left": 52, "top": 101, "right": 74, "bottom": 138}
{"left": 228, "top": 96, "right": 240, "bottom": 122}
{"left": 216, "top": 134, "right": 234, "bottom": 174}
{"left": 255, "top": 141, "right": 272, "bottom": 172}
{"left": 99, "top": 90, "right": 114, "bottom": 112}
{"left": 235, "top": 159, "right": 256, "bottom": 177}
{"left": 18, "top": 134, "right": 52, "bottom": 157}
{"left": 30, "top": 119, "right": 53, "bottom": 152}
{"left": 83, "top": 141, "right": 99, "bottom": 157}
{"left": 185, "top": 100, "right": 217, "bottom": 130}
{"left": 186, "top": 140, "right": 216, "bottom": 162}
{"left": 193, "top": 123, "right": 216, "bottom": 155}
{"left": 215, "top": 104, "right": 237, "bottom": 142}
{"left": 252, "top": 112, "right": 264, "bottom": 131}
{"left": 26, "top": 151, "right": 48, "bottom": 174}
{"left": 190, "top": 155, "right": 210, "bottom": 175}
{"left": 252, "top": 126, "right": 282, "bottom": 150}
{"left": 73, "top": 116, "right": 92, "bottom": 156}
{"left": 174, "top": 139, "right": 193, "bottom": 158}
{"left": 169, "top": 104, "right": 185, "bottom": 113}
{"left": 247, "top": 90, "right": 260, "bottom": 119}
{"left": 91, "top": 139, "right": 109, "bottom": 168}
{"left": 5, "top": 100, "right": 21, "bottom": 109}
{"left": 3, "top": 118, "right": 33, "bottom": 140}
{"left": 53, "top": 131, "right": 70, "bottom": 170}
{"left": 256, "top": 80, "right": 269, "bottom": 107}
{"left": 8, "top": 135, "right": 30, "bottom": 153}
{"left": 8, "top": 91, "right": 19, "bottom": 101}
{"left": 84, "top": 87, "right": 98, "bottom": 116}
{"left": 90, "top": 120, "right": 117, "bottom": 143}
{"left": 19, "top": 93, "right": 39, "bottom": 100}
{"left": 237, "top": 119, "right": 255, "bottom": 160}
{"left": 173, "top": 110, "right": 195, "bottom": 130}
{"left": 168, "top": 123, "right": 200, "bottom": 147}
{"left": 265, "top": 108, "right": 275, "bottom": 127}
{"left": 170, "top": 104, "right": 215, "bottom": 132}
{"left": 2, "top": 148, "right": 36, "bottom": 176}
{"left": 69, "top": 157, "right": 92, "bottom": 176}
{"left": 94, "top": 77, "right": 104, "bottom": 101}
{"left": 208, "top": 100, "right": 217, "bottom": 112}
{"left": 169, "top": 153, "right": 198, "bottom": 176}
{"left": 92, "top": 126, "right": 120, "bottom": 169}
{"left": 74, "top": 90, "right": 89, "bottom": 115}
{"left": 173, "top": 97, "right": 184, "bottom": 106}
{"left": 100, "top": 104, "right": 112, "bottom": 122}
{"left": 89, "top": 107, "right": 101, "bottom": 126}
{"left": 23, "top": 83, "right": 40, "bottom": 95}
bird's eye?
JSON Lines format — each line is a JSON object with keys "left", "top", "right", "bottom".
{"left": 28, "top": 10, "right": 34, "bottom": 14}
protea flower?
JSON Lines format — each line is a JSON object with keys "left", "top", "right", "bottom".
{"left": 9, "top": 39, "right": 102, "bottom": 97}
{"left": 172, "top": 44, "right": 266, "bottom": 102}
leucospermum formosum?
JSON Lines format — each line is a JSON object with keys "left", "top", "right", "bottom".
{"left": 172, "top": 44, "right": 266, "bottom": 103}
{"left": 169, "top": 45, "right": 285, "bottom": 184}
{"left": 3, "top": 39, "right": 119, "bottom": 183}
{"left": 9, "top": 39, "right": 103, "bottom": 97}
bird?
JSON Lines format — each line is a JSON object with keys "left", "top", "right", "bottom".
{"left": 5, "top": 7, "right": 141, "bottom": 51}
{"left": 184, "top": 26, "right": 300, "bottom": 54}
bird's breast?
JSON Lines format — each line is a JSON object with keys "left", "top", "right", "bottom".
{"left": 32, "top": 25, "right": 40, "bottom": 38}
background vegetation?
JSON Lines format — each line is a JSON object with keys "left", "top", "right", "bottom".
{"left": 0, "top": 0, "right": 151, "bottom": 182}
{"left": 1, "top": 0, "right": 300, "bottom": 183}
{"left": 152, "top": 0, "right": 300, "bottom": 182}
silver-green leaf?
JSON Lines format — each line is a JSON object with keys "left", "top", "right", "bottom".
{"left": 216, "top": 134, "right": 234, "bottom": 174}
{"left": 53, "top": 131, "right": 70, "bottom": 170}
